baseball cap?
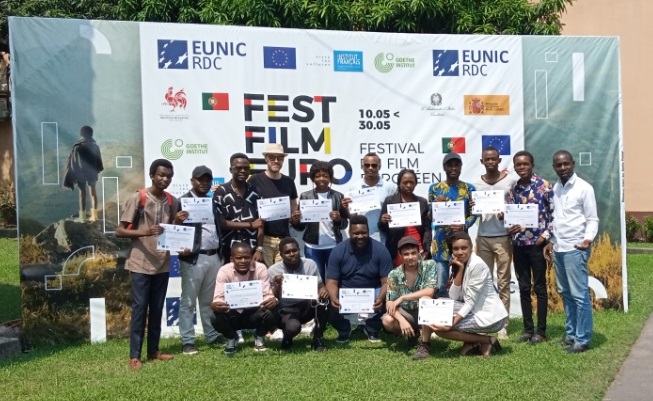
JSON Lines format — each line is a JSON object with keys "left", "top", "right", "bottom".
{"left": 397, "top": 236, "right": 419, "bottom": 251}
{"left": 443, "top": 152, "right": 462, "bottom": 165}
{"left": 191, "top": 165, "right": 213, "bottom": 178}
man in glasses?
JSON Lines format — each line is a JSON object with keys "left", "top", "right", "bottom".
{"left": 346, "top": 152, "right": 396, "bottom": 243}
{"left": 248, "top": 144, "right": 298, "bottom": 266}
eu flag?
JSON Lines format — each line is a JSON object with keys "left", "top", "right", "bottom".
{"left": 263, "top": 47, "right": 297, "bottom": 69}
{"left": 482, "top": 135, "right": 511, "bottom": 155}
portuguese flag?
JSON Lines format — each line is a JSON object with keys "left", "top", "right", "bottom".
{"left": 202, "top": 92, "right": 229, "bottom": 110}
{"left": 442, "top": 137, "right": 466, "bottom": 153}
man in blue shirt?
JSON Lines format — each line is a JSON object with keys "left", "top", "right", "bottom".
{"left": 326, "top": 215, "right": 394, "bottom": 343}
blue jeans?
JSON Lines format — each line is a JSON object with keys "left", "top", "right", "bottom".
{"left": 304, "top": 246, "right": 333, "bottom": 281}
{"left": 434, "top": 260, "right": 450, "bottom": 298}
{"left": 553, "top": 249, "right": 593, "bottom": 346}
{"left": 179, "top": 254, "right": 222, "bottom": 345}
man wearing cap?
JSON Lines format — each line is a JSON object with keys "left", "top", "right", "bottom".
{"left": 382, "top": 236, "right": 437, "bottom": 359}
{"left": 346, "top": 152, "right": 397, "bottom": 243}
{"left": 428, "top": 152, "right": 477, "bottom": 298}
{"left": 175, "top": 165, "right": 224, "bottom": 355}
{"left": 472, "top": 146, "right": 516, "bottom": 340}
{"left": 248, "top": 144, "right": 298, "bottom": 266}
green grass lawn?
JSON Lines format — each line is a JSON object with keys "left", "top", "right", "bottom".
{"left": 0, "top": 249, "right": 651, "bottom": 400}
{"left": 0, "top": 238, "right": 20, "bottom": 323}
{"left": 627, "top": 242, "right": 653, "bottom": 248}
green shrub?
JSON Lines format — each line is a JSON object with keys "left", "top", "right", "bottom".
{"left": 643, "top": 216, "right": 653, "bottom": 242}
{"left": 626, "top": 214, "right": 642, "bottom": 242}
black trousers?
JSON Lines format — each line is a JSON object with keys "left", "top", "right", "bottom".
{"left": 211, "top": 307, "right": 277, "bottom": 338}
{"left": 278, "top": 300, "right": 328, "bottom": 340}
{"left": 513, "top": 244, "right": 548, "bottom": 336}
{"left": 129, "top": 271, "right": 169, "bottom": 359}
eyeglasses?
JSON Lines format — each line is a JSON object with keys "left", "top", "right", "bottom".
{"left": 363, "top": 163, "right": 379, "bottom": 168}
{"left": 267, "top": 155, "right": 285, "bottom": 162}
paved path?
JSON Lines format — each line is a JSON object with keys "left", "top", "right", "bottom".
{"left": 604, "top": 313, "right": 653, "bottom": 400}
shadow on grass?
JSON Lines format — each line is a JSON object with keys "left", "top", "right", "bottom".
{"left": 0, "top": 283, "right": 21, "bottom": 323}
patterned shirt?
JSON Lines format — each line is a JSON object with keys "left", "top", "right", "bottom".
{"left": 427, "top": 181, "right": 477, "bottom": 262}
{"left": 508, "top": 173, "right": 554, "bottom": 247}
{"left": 386, "top": 260, "right": 438, "bottom": 311}
{"left": 213, "top": 181, "right": 261, "bottom": 260}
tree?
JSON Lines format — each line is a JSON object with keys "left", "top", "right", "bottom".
{"left": 1, "top": 0, "right": 575, "bottom": 44}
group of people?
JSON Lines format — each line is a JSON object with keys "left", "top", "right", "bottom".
{"left": 116, "top": 142, "right": 598, "bottom": 369}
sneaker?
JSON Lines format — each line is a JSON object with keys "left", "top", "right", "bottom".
{"left": 254, "top": 335, "right": 267, "bottom": 352}
{"left": 564, "top": 343, "right": 589, "bottom": 354}
{"left": 280, "top": 337, "right": 294, "bottom": 350}
{"left": 363, "top": 327, "right": 381, "bottom": 343}
{"left": 497, "top": 328, "right": 509, "bottom": 340}
{"left": 224, "top": 338, "right": 238, "bottom": 355}
{"left": 412, "top": 342, "right": 431, "bottom": 360}
{"left": 336, "top": 332, "right": 350, "bottom": 344}
{"left": 529, "top": 334, "right": 547, "bottom": 345}
{"left": 269, "top": 329, "right": 284, "bottom": 342}
{"left": 207, "top": 335, "right": 225, "bottom": 346}
{"left": 182, "top": 344, "right": 199, "bottom": 355}
{"left": 301, "top": 319, "right": 315, "bottom": 335}
{"left": 516, "top": 333, "right": 533, "bottom": 343}
{"left": 559, "top": 336, "right": 574, "bottom": 346}
{"left": 312, "top": 337, "right": 326, "bottom": 352}
{"left": 236, "top": 330, "right": 245, "bottom": 344}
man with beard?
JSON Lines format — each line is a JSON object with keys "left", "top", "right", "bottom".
{"left": 268, "top": 237, "right": 329, "bottom": 351}
{"left": 248, "top": 144, "right": 298, "bottom": 266}
{"left": 214, "top": 153, "right": 264, "bottom": 264}
{"left": 326, "top": 215, "right": 393, "bottom": 343}
{"left": 211, "top": 243, "right": 278, "bottom": 355}
{"left": 346, "top": 152, "right": 396, "bottom": 243}
{"left": 544, "top": 150, "right": 598, "bottom": 354}
{"left": 175, "top": 165, "right": 224, "bottom": 355}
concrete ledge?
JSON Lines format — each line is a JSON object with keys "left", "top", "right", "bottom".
{"left": 627, "top": 247, "right": 653, "bottom": 254}
{"left": 0, "top": 337, "right": 21, "bottom": 359}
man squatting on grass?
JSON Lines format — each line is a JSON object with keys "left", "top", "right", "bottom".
{"left": 116, "top": 159, "right": 182, "bottom": 370}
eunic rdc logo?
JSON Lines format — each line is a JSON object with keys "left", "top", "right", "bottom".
{"left": 158, "top": 39, "right": 246, "bottom": 70}
{"left": 432, "top": 49, "right": 509, "bottom": 77}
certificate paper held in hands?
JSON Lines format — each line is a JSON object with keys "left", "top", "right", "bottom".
{"left": 299, "top": 199, "right": 331, "bottom": 223}
{"left": 181, "top": 197, "right": 213, "bottom": 223}
{"left": 339, "top": 288, "right": 375, "bottom": 314}
{"left": 504, "top": 204, "right": 539, "bottom": 228}
{"left": 156, "top": 224, "right": 195, "bottom": 251}
{"left": 432, "top": 201, "right": 465, "bottom": 226}
{"left": 257, "top": 196, "right": 291, "bottom": 221}
{"left": 471, "top": 190, "right": 505, "bottom": 214}
{"left": 418, "top": 299, "right": 454, "bottom": 326}
{"left": 282, "top": 274, "right": 318, "bottom": 300}
{"left": 346, "top": 188, "right": 380, "bottom": 214}
{"left": 224, "top": 280, "right": 264, "bottom": 309}
{"left": 387, "top": 202, "right": 421, "bottom": 228}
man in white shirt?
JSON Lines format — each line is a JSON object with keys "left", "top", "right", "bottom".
{"left": 346, "top": 152, "right": 396, "bottom": 243}
{"left": 472, "top": 146, "right": 516, "bottom": 340}
{"left": 544, "top": 150, "right": 599, "bottom": 354}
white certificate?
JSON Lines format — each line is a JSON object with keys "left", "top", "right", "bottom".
{"left": 417, "top": 299, "right": 454, "bottom": 326}
{"left": 346, "top": 188, "right": 380, "bottom": 214}
{"left": 257, "top": 196, "right": 291, "bottom": 221}
{"left": 431, "top": 201, "right": 465, "bottom": 226}
{"left": 339, "top": 288, "right": 375, "bottom": 314}
{"left": 504, "top": 204, "right": 539, "bottom": 228}
{"left": 156, "top": 224, "right": 195, "bottom": 251}
{"left": 299, "top": 199, "right": 331, "bottom": 223}
{"left": 471, "top": 190, "right": 505, "bottom": 214}
{"left": 181, "top": 197, "right": 214, "bottom": 223}
{"left": 224, "top": 280, "right": 263, "bottom": 309}
{"left": 387, "top": 202, "right": 421, "bottom": 228}
{"left": 282, "top": 274, "right": 318, "bottom": 300}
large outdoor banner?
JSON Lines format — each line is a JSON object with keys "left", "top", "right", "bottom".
{"left": 9, "top": 17, "right": 625, "bottom": 345}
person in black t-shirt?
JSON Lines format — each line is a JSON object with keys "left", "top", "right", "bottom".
{"left": 248, "top": 143, "right": 298, "bottom": 266}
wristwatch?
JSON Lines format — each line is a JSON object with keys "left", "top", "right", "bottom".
{"left": 256, "top": 246, "right": 264, "bottom": 253}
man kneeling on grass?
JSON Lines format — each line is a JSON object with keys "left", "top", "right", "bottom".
{"left": 268, "top": 237, "right": 329, "bottom": 352}
{"left": 382, "top": 236, "right": 437, "bottom": 360}
{"left": 210, "top": 242, "right": 278, "bottom": 355}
